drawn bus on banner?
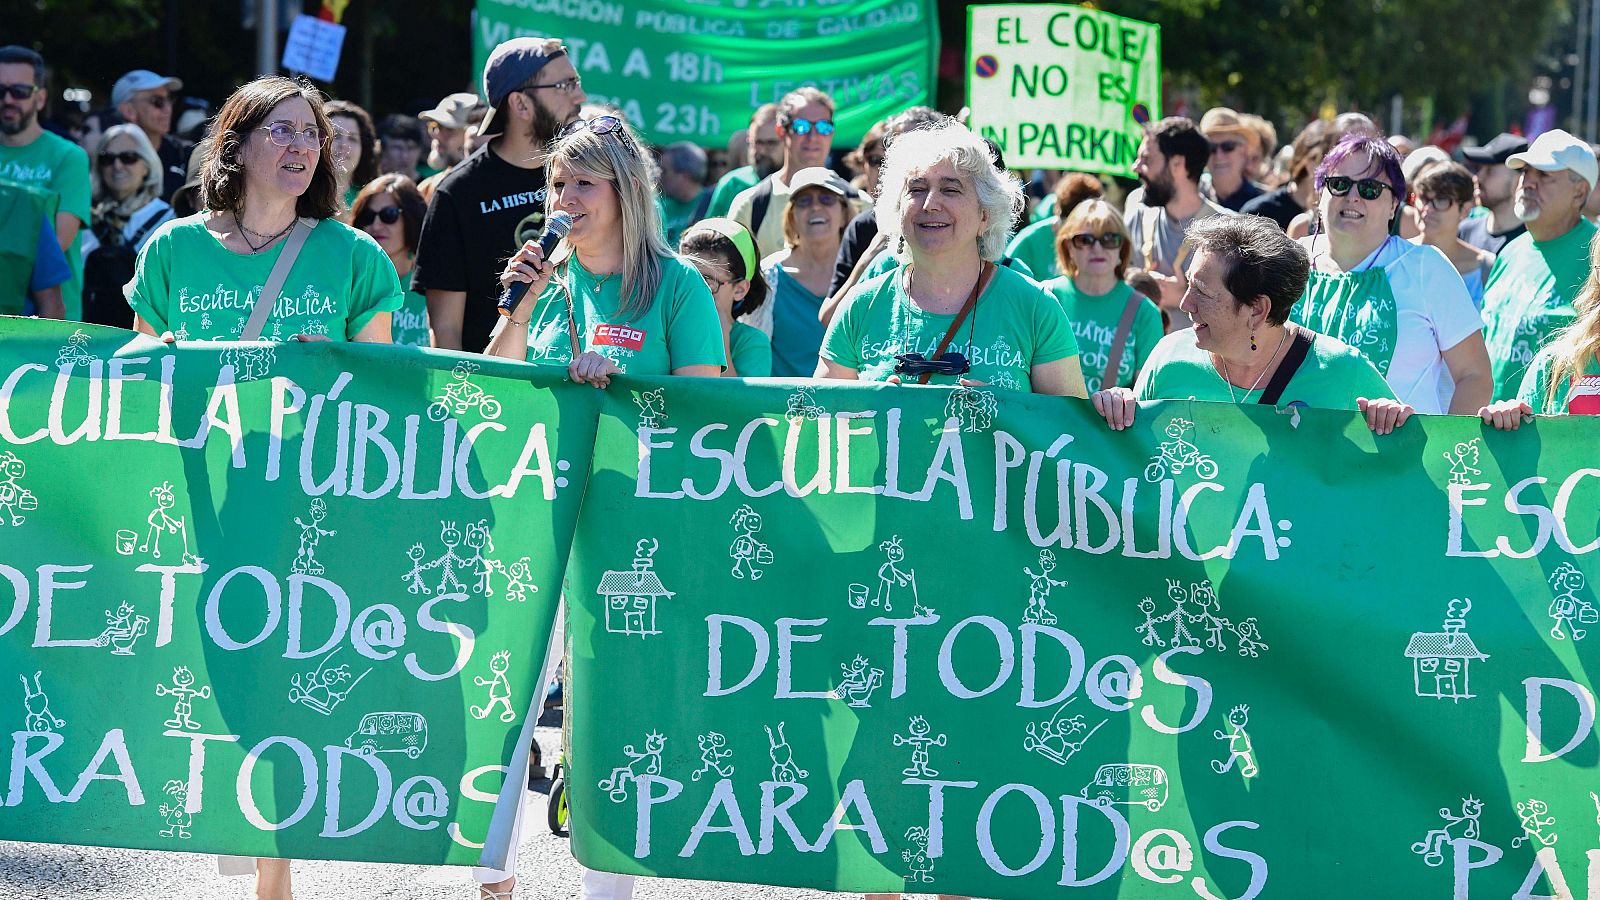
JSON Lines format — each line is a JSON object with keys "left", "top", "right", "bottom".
{"left": 344, "top": 711, "right": 428, "bottom": 759}
{"left": 1080, "top": 763, "right": 1169, "bottom": 812}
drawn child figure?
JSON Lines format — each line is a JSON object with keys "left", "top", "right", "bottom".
{"left": 140, "top": 482, "right": 197, "bottom": 564}
{"left": 765, "top": 721, "right": 809, "bottom": 783}
{"left": 498, "top": 557, "right": 539, "bottom": 603}
{"left": 1443, "top": 439, "right": 1482, "bottom": 486}
{"left": 155, "top": 666, "right": 211, "bottom": 730}
{"left": 598, "top": 732, "right": 666, "bottom": 801}
{"left": 1154, "top": 579, "right": 1200, "bottom": 648}
{"left": 1022, "top": 549, "right": 1069, "bottom": 624}
{"left": 1134, "top": 597, "right": 1166, "bottom": 647}
{"left": 874, "top": 536, "right": 916, "bottom": 612}
{"left": 1234, "top": 618, "right": 1269, "bottom": 657}
{"left": 833, "top": 655, "right": 885, "bottom": 708}
{"left": 1411, "top": 797, "right": 1484, "bottom": 866}
{"left": 470, "top": 650, "right": 515, "bottom": 723}
{"left": 401, "top": 543, "right": 436, "bottom": 595}
{"left": 728, "top": 505, "right": 772, "bottom": 580}
{"left": 903, "top": 826, "right": 935, "bottom": 883}
{"left": 20, "top": 672, "right": 65, "bottom": 732}
{"left": 691, "top": 731, "right": 734, "bottom": 781}
{"left": 1211, "top": 705, "right": 1259, "bottom": 778}
{"left": 0, "top": 451, "right": 35, "bottom": 526}
{"left": 290, "top": 498, "right": 336, "bottom": 575}
{"left": 462, "top": 519, "right": 494, "bottom": 595}
{"left": 893, "top": 715, "right": 948, "bottom": 778}
{"left": 1549, "top": 563, "right": 1591, "bottom": 641}
{"left": 634, "top": 388, "right": 667, "bottom": 429}
{"left": 56, "top": 329, "right": 97, "bottom": 367}
{"left": 1188, "top": 581, "right": 1232, "bottom": 651}
{"left": 1512, "top": 798, "right": 1559, "bottom": 848}
{"left": 158, "top": 780, "right": 193, "bottom": 838}
{"left": 431, "top": 521, "right": 469, "bottom": 595}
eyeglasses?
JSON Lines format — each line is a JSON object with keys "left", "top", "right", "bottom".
{"left": 557, "top": 114, "right": 640, "bottom": 157}
{"left": 893, "top": 351, "right": 970, "bottom": 378}
{"left": 1323, "top": 175, "right": 1394, "bottom": 201}
{"left": 98, "top": 151, "right": 143, "bottom": 167}
{"left": 0, "top": 83, "right": 39, "bottom": 102}
{"left": 1211, "top": 139, "right": 1244, "bottom": 155}
{"left": 1070, "top": 232, "right": 1125, "bottom": 250}
{"left": 698, "top": 270, "right": 737, "bottom": 292}
{"left": 791, "top": 191, "right": 840, "bottom": 208}
{"left": 354, "top": 205, "right": 403, "bottom": 228}
{"left": 786, "top": 118, "right": 835, "bottom": 137}
{"left": 140, "top": 94, "right": 171, "bottom": 109}
{"left": 1412, "top": 195, "right": 1455, "bottom": 211}
{"left": 523, "top": 76, "right": 582, "bottom": 94}
{"left": 258, "top": 123, "right": 326, "bottom": 149}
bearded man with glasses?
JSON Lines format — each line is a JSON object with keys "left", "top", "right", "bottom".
{"left": 113, "top": 68, "right": 191, "bottom": 199}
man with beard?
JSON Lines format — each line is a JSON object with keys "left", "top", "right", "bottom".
{"left": 1125, "top": 116, "right": 1230, "bottom": 330}
{"left": 704, "top": 102, "right": 779, "bottom": 220}
{"left": 1480, "top": 129, "right": 1597, "bottom": 399}
{"left": 112, "top": 69, "right": 189, "bottom": 199}
{"left": 1458, "top": 133, "right": 1529, "bottom": 255}
{"left": 411, "top": 37, "right": 585, "bottom": 351}
{"left": 416, "top": 92, "right": 484, "bottom": 201}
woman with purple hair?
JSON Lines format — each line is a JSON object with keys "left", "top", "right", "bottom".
{"left": 1293, "top": 132, "right": 1492, "bottom": 415}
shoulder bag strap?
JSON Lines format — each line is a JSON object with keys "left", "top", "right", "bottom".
{"left": 1100, "top": 293, "right": 1145, "bottom": 389}
{"left": 918, "top": 261, "right": 992, "bottom": 386}
{"left": 750, "top": 177, "right": 776, "bottom": 237}
{"left": 1257, "top": 326, "right": 1314, "bottom": 406}
{"left": 239, "top": 218, "right": 314, "bottom": 341}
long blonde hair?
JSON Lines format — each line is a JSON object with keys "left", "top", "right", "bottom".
{"left": 1544, "top": 232, "right": 1600, "bottom": 409}
{"left": 544, "top": 119, "right": 671, "bottom": 321}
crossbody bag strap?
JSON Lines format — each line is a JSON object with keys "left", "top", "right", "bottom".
{"left": 1100, "top": 293, "right": 1144, "bottom": 389}
{"left": 239, "top": 218, "right": 314, "bottom": 341}
{"left": 918, "top": 261, "right": 993, "bottom": 386}
{"left": 1257, "top": 326, "right": 1314, "bottom": 406}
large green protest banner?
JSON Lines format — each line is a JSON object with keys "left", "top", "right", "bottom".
{"left": 968, "top": 4, "right": 1161, "bottom": 176}
{"left": 567, "top": 377, "right": 1600, "bottom": 897}
{"left": 471, "top": 0, "right": 939, "bottom": 147}
{"left": 0, "top": 318, "right": 589, "bottom": 865}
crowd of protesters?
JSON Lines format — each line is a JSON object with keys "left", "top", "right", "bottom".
{"left": 5, "top": 28, "right": 1600, "bottom": 899}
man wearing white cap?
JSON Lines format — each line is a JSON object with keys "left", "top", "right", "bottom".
{"left": 112, "top": 68, "right": 188, "bottom": 198}
{"left": 416, "top": 92, "right": 484, "bottom": 201}
{"left": 1480, "top": 128, "right": 1599, "bottom": 399}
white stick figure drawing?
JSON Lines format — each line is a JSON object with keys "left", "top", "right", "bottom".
{"left": 728, "top": 505, "right": 773, "bottom": 580}
{"left": 287, "top": 649, "right": 370, "bottom": 716}
{"left": 290, "top": 498, "right": 336, "bottom": 575}
{"left": 847, "top": 536, "right": 917, "bottom": 612}
{"left": 1023, "top": 699, "right": 1104, "bottom": 766}
{"left": 1211, "top": 704, "right": 1258, "bottom": 779}
{"left": 219, "top": 344, "right": 275, "bottom": 381}
{"left": 598, "top": 731, "right": 666, "bottom": 802}
{"left": 691, "top": 732, "right": 734, "bottom": 781}
{"left": 1189, "top": 581, "right": 1233, "bottom": 651}
{"left": 893, "top": 716, "right": 948, "bottom": 778}
{"left": 1442, "top": 439, "right": 1483, "bottom": 486}
{"left": 462, "top": 519, "right": 494, "bottom": 595}
{"left": 832, "top": 655, "right": 885, "bottom": 708}
{"left": 157, "top": 779, "right": 194, "bottom": 838}
{"left": 0, "top": 451, "right": 38, "bottom": 526}
{"left": 1144, "top": 417, "right": 1218, "bottom": 482}
{"left": 1023, "top": 549, "right": 1068, "bottom": 624}
{"left": 56, "top": 329, "right": 98, "bottom": 367}
{"left": 945, "top": 386, "right": 997, "bottom": 432}
{"left": 634, "top": 388, "right": 667, "bottom": 429}
{"left": 155, "top": 666, "right": 211, "bottom": 731}
{"left": 1234, "top": 617, "right": 1269, "bottom": 657}
{"left": 401, "top": 543, "right": 437, "bottom": 595}
{"left": 1512, "top": 798, "right": 1558, "bottom": 848}
{"left": 903, "top": 826, "right": 935, "bottom": 883}
{"left": 1153, "top": 578, "right": 1201, "bottom": 648}
{"left": 785, "top": 385, "right": 825, "bottom": 420}
{"left": 139, "top": 482, "right": 199, "bottom": 565}
{"left": 1412, "top": 797, "right": 1484, "bottom": 866}
{"left": 470, "top": 650, "right": 515, "bottom": 723}
{"left": 20, "top": 672, "right": 65, "bottom": 732}
{"left": 430, "top": 521, "right": 470, "bottom": 595}
{"left": 92, "top": 600, "right": 150, "bottom": 655}
{"left": 427, "top": 361, "right": 502, "bottom": 421}
{"left": 1548, "top": 562, "right": 1593, "bottom": 641}
{"left": 1134, "top": 597, "right": 1165, "bottom": 647}
{"left": 765, "top": 722, "right": 808, "bottom": 783}
{"left": 488, "top": 555, "right": 539, "bottom": 602}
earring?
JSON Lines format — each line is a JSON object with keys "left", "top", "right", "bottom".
{"left": 1250, "top": 332, "right": 1258, "bottom": 352}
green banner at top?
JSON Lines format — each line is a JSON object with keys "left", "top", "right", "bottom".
{"left": 472, "top": 0, "right": 939, "bottom": 147}
{"left": 967, "top": 4, "right": 1161, "bottom": 176}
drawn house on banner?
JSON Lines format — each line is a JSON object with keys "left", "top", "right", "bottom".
{"left": 1406, "top": 600, "right": 1489, "bottom": 702}
{"left": 598, "top": 539, "right": 674, "bottom": 638}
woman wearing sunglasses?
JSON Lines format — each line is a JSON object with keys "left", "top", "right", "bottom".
{"left": 1290, "top": 132, "right": 1492, "bottom": 415}
{"left": 1042, "top": 199, "right": 1163, "bottom": 393}
{"left": 1409, "top": 162, "right": 1497, "bottom": 308}
{"left": 756, "top": 166, "right": 852, "bottom": 375}
{"left": 128, "top": 76, "right": 400, "bottom": 348}
{"left": 818, "top": 120, "right": 1086, "bottom": 398}
{"left": 679, "top": 218, "right": 771, "bottom": 376}
{"left": 81, "top": 123, "right": 173, "bottom": 327}
{"left": 350, "top": 173, "right": 431, "bottom": 346}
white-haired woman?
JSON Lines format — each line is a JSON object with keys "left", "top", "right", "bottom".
{"left": 817, "top": 120, "right": 1086, "bottom": 397}
{"left": 82, "top": 123, "right": 173, "bottom": 327}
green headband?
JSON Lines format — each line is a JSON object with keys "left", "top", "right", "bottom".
{"left": 693, "top": 217, "right": 758, "bottom": 281}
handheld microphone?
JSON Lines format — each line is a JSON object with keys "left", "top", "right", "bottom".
{"left": 497, "top": 210, "right": 574, "bottom": 318}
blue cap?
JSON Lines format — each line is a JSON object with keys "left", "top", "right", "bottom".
{"left": 479, "top": 38, "right": 566, "bottom": 136}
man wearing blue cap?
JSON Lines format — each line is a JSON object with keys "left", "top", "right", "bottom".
{"left": 412, "top": 37, "right": 586, "bottom": 352}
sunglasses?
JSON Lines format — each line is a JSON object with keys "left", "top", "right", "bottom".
{"left": 1070, "top": 232, "right": 1125, "bottom": 250}
{"left": 0, "top": 83, "right": 39, "bottom": 102}
{"left": 557, "top": 114, "right": 640, "bottom": 157}
{"left": 893, "top": 351, "right": 970, "bottom": 378}
{"left": 1210, "top": 139, "right": 1244, "bottom": 155}
{"left": 1411, "top": 195, "right": 1456, "bottom": 212}
{"left": 791, "top": 191, "right": 840, "bottom": 208}
{"left": 258, "top": 122, "right": 325, "bottom": 149}
{"left": 1324, "top": 175, "right": 1394, "bottom": 201}
{"left": 98, "top": 151, "right": 144, "bottom": 167}
{"left": 787, "top": 118, "right": 835, "bottom": 137}
{"left": 354, "top": 205, "right": 403, "bottom": 228}
{"left": 140, "top": 94, "right": 171, "bottom": 109}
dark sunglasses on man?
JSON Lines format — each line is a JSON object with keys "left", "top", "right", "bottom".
{"left": 1069, "top": 232, "right": 1125, "bottom": 250}
{"left": 1323, "top": 175, "right": 1394, "bottom": 201}
{"left": 98, "top": 151, "right": 143, "bottom": 167}
{"left": 354, "top": 205, "right": 403, "bottom": 228}
{"left": 893, "top": 351, "right": 971, "bottom": 378}
{"left": 786, "top": 118, "right": 835, "bottom": 137}
{"left": 0, "top": 83, "right": 39, "bottom": 102}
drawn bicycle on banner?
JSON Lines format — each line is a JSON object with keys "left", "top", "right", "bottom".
{"left": 1144, "top": 418, "right": 1218, "bottom": 482}
{"left": 427, "top": 362, "right": 502, "bottom": 422}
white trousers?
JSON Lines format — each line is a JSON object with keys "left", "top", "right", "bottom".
{"left": 579, "top": 869, "right": 638, "bottom": 900}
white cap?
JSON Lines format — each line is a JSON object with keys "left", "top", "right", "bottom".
{"left": 112, "top": 70, "right": 182, "bottom": 108}
{"left": 1508, "top": 129, "right": 1599, "bottom": 190}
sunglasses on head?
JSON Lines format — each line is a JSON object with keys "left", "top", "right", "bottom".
{"left": 1070, "top": 232, "right": 1125, "bottom": 250}
{"left": 893, "top": 351, "right": 970, "bottom": 378}
{"left": 98, "top": 151, "right": 142, "bottom": 167}
{"left": 0, "top": 83, "right": 39, "bottom": 102}
{"left": 557, "top": 114, "right": 640, "bottom": 157}
{"left": 787, "top": 118, "right": 835, "bottom": 137}
{"left": 1324, "top": 175, "right": 1394, "bottom": 201}
{"left": 354, "top": 205, "right": 403, "bottom": 228}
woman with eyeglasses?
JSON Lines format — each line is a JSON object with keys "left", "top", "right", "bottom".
{"left": 1042, "top": 199, "right": 1163, "bottom": 393}
{"left": 679, "top": 218, "right": 772, "bottom": 376}
{"left": 752, "top": 166, "right": 851, "bottom": 376}
{"left": 1409, "top": 162, "right": 1497, "bottom": 307}
{"left": 325, "top": 99, "right": 378, "bottom": 220}
{"left": 81, "top": 123, "right": 173, "bottom": 327}
{"left": 128, "top": 76, "right": 400, "bottom": 351}
{"left": 818, "top": 120, "right": 1086, "bottom": 398}
{"left": 1480, "top": 235, "right": 1600, "bottom": 427}
{"left": 1291, "top": 132, "right": 1492, "bottom": 415}
{"left": 351, "top": 173, "right": 432, "bottom": 346}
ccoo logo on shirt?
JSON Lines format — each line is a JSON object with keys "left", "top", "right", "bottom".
{"left": 593, "top": 324, "right": 646, "bottom": 351}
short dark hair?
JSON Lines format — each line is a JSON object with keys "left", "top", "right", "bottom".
{"left": 1413, "top": 161, "right": 1476, "bottom": 208}
{"left": 679, "top": 227, "right": 768, "bottom": 319}
{"left": 1146, "top": 117, "right": 1209, "bottom": 185}
{"left": 660, "top": 141, "right": 707, "bottom": 184}
{"left": 325, "top": 100, "right": 379, "bottom": 188}
{"left": 0, "top": 46, "right": 44, "bottom": 85}
{"left": 376, "top": 113, "right": 424, "bottom": 146}
{"left": 201, "top": 76, "right": 340, "bottom": 220}
{"left": 349, "top": 172, "right": 427, "bottom": 252}
{"left": 1184, "top": 215, "right": 1309, "bottom": 326}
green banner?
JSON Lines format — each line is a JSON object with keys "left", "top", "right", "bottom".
{"left": 471, "top": 0, "right": 939, "bottom": 147}
{"left": 567, "top": 377, "right": 1600, "bottom": 897}
{"left": 967, "top": 4, "right": 1161, "bottom": 176}
{"left": 0, "top": 318, "right": 589, "bottom": 865}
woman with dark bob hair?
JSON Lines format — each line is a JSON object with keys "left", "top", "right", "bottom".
{"left": 127, "top": 75, "right": 400, "bottom": 345}
{"left": 350, "top": 172, "right": 432, "bottom": 345}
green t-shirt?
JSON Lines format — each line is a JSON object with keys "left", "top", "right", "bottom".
{"left": 0, "top": 129, "right": 91, "bottom": 318}
{"left": 1481, "top": 218, "right": 1597, "bottom": 401}
{"left": 1043, "top": 278, "right": 1164, "bottom": 393}
{"left": 864, "top": 251, "right": 1036, "bottom": 283}
{"left": 1515, "top": 343, "right": 1600, "bottom": 415}
{"left": 1032, "top": 193, "right": 1058, "bottom": 223}
{"left": 517, "top": 253, "right": 727, "bottom": 375}
{"left": 662, "top": 188, "right": 711, "bottom": 246}
{"left": 705, "top": 165, "right": 759, "bottom": 221}
{"left": 1135, "top": 327, "right": 1396, "bottom": 410}
{"left": 393, "top": 287, "right": 431, "bottom": 347}
{"left": 730, "top": 321, "right": 772, "bottom": 377}
{"left": 127, "top": 214, "right": 402, "bottom": 341}
{"left": 1005, "top": 218, "right": 1062, "bottom": 281}
{"left": 820, "top": 263, "right": 1079, "bottom": 392}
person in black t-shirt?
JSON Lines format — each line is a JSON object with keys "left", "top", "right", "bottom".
{"left": 1242, "top": 119, "right": 1337, "bottom": 230}
{"left": 411, "top": 37, "right": 586, "bottom": 351}
{"left": 1458, "top": 132, "right": 1529, "bottom": 255}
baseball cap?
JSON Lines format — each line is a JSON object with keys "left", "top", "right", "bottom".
{"left": 478, "top": 38, "right": 567, "bottom": 137}
{"left": 1199, "top": 107, "right": 1260, "bottom": 154}
{"left": 1507, "top": 129, "right": 1599, "bottom": 189}
{"left": 419, "top": 93, "right": 483, "bottom": 131}
{"left": 787, "top": 166, "right": 850, "bottom": 198}
{"left": 112, "top": 70, "right": 182, "bottom": 108}
{"left": 1461, "top": 132, "right": 1530, "bottom": 166}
